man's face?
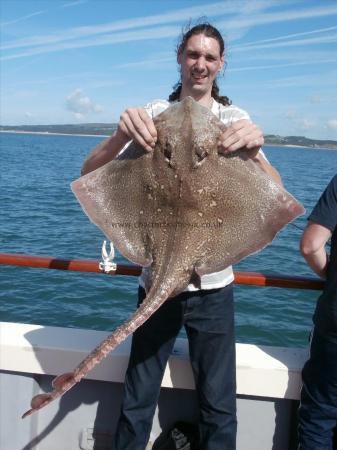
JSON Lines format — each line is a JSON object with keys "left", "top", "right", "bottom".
{"left": 178, "top": 33, "right": 224, "bottom": 98}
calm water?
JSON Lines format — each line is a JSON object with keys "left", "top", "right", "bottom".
{"left": 1, "top": 132, "right": 336, "bottom": 347}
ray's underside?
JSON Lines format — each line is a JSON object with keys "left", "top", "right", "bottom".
{"left": 22, "top": 97, "right": 304, "bottom": 418}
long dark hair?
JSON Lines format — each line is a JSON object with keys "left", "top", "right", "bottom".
{"left": 168, "top": 23, "right": 231, "bottom": 106}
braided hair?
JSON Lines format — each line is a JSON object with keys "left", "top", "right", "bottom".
{"left": 168, "top": 23, "right": 231, "bottom": 107}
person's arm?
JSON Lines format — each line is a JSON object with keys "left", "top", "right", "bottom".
{"left": 217, "top": 119, "right": 283, "bottom": 186}
{"left": 81, "top": 107, "right": 157, "bottom": 175}
{"left": 300, "top": 221, "right": 331, "bottom": 279}
{"left": 249, "top": 151, "right": 283, "bottom": 186}
{"left": 81, "top": 131, "right": 128, "bottom": 175}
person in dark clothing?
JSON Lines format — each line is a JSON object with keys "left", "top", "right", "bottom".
{"left": 298, "top": 174, "right": 337, "bottom": 450}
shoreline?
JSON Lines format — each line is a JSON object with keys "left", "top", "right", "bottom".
{"left": 1, "top": 130, "right": 336, "bottom": 150}
{"left": 266, "top": 142, "right": 337, "bottom": 151}
{"left": 0, "top": 130, "right": 110, "bottom": 138}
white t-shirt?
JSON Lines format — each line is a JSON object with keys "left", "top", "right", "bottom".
{"left": 134, "top": 98, "right": 266, "bottom": 291}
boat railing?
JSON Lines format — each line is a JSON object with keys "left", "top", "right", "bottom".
{"left": 0, "top": 252, "right": 324, "bottom": 291}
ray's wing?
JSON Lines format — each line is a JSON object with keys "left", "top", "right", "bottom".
{"left": 71, "top": 143, "right": 154, "bottom": 266}
{"left": 185, "top": 153, "right": 304, "bottom": 276}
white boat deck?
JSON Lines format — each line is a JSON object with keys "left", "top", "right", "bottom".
{"left": 0, "top": 321, "right": 309, "bottom": 450}
{"left": 1, "top": 321, "right": 307, "bottom": 399}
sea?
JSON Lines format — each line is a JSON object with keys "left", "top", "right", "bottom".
{"left": 1, "top": 132, "right": 336, "bottom": 348}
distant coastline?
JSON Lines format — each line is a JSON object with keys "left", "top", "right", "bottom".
{"left": 1, "top": 124, "right": 336, "bottom": 150}
{"left": 264, "top": 134, "right": 337, "bottom": 150}
{"left": 0, "top": 123, "right": 116, "bottom": 137}
{"left": 0, "top": 129, "right": 110, "bottom": 138}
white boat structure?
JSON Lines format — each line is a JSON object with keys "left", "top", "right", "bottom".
{"left": 1, "top": 252, "right": 335, "bottom": 450}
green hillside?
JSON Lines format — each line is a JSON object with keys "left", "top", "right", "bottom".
{"left": 1, "top": 124, "right": 336, "bottom": 149}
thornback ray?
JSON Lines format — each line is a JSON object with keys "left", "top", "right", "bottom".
{"left": 22, "top": 96, "right": 305, "bottom": 418}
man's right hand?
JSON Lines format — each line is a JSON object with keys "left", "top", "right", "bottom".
{"left": 117, "top": 107, "right": 157, "bottom": 152}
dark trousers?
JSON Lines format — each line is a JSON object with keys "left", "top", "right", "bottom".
{"left": 298, "top": 329, "right": 337, "bottom": 450}
{"left": 114, "top": 283, "right": 236, "bottom": 450}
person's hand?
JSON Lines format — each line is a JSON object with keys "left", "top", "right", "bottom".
{"left": 116, "top": 107, "right": 157, "bottom": 152}
{"left": 217, "top": 119, "right": 264, "bottom": 158}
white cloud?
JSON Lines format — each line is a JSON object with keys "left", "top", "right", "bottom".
{"left": 1, "top": 1, "right": 246, "bottom": 51}
{"left": 66, "top": 89, "right": 103, "bottom": 119}
{"left": 220, "top": 4, "right": 337, "bottom": 33}
{"left": 233, "top": 32, "right": 337, "bottom": 52}
{"left": 298, "top": 119, "right": 315, "bottom": 130}
{"left": 284, "top": 109, "right": 315, "bottom": 131}
{"left": 285, "top": 109, "right": 297, "bottom": 119}
{"left": 73, "top": 112, "right": 85, "bottom": 120}
{"left": 116, "top": 56, "right": 174, "bottom": 70}
{"left": 232, "top": 25, "right": 337, "bottom": 51}
{"left": 1, "top": 26, "right": 180, "bottom": 61}
{"left": 0, "top": 10, "right": 46, "bottom": 27}
{"left": 258, "top": 69, "right": 337, "bottom": 89}
{"left": 309, "top": 95, "right": 322, "bottom": 104}
{"left": 327, "top": 119, "right": 337, "bottom": 130}
{"left": 3, "top": 1, "right": 337, "bottom": 61}
{"left": 61, "top": 0, "right": 87, "bottom": 8}
{"left": 228, "top": 58, "right": 337, "bottom": 73}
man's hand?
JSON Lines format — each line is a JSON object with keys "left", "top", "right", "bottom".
{"left": 117, "top": 107, "right": 157, "bottom": 152}
{"left": 217, "top": 119, "right": 264, "bottom": 158}
{"left": 217, "top": 119, "right": 283, "bottom": 185}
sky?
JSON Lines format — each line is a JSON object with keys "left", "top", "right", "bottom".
{"left": 1, "top": 0, "right": 337, "bottom": 140}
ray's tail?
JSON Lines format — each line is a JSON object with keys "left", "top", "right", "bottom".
{"left": 22, "top": 277, "right": 176, "bottom": 419}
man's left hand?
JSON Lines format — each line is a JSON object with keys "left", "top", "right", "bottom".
{"left": 217, "top": 119, "right": 264, "bottom": 158}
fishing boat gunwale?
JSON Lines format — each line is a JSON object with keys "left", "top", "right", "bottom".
{"left": 0, "top": 251, "right": 326, "bottom": 450}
